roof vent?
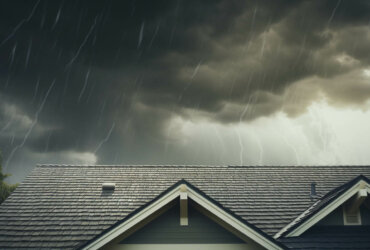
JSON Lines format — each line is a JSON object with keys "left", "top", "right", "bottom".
{"left": 310, "top": 182, "right": 317, "bottom": 197}
{"left": 102, "top": 183, "right": 115, "bottom": 191}
{"left": 344, "top": 206, "right": 362, "bottom": 225}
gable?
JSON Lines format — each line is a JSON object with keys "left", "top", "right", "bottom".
{"left": 82, "top": 180, "right": 284, "bottom": 250}
{"left": 276, "top": 176, "right": 370, "bottom": 238}
{"left": 119, "top": 200, "right": 244, "bottom": 244}
{"left": 102, "top": 200, "right": 267, "bottom": 250}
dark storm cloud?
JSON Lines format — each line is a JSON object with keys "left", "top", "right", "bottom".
{"left": 1, "top": 0, "right": 370, "bottom": 179}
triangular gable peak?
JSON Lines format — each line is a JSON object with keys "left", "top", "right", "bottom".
{"left": 81, "top": 179, "right": 284, "bottom": 250}
{"left": 275, "top": 175, "right": 370, "bottom": 238}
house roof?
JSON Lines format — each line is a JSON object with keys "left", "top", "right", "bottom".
{"left": 275, "top": 175, "right": 370, "bottom": 238}
{"left": 1, "top": 165, "right": 370, "bottom": 249}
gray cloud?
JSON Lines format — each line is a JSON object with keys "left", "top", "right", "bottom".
{"left": 1, "top": 0, "right": 370, "bottom": 181}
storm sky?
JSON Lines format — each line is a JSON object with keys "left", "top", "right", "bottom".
{"left": 1, "top": 0, "right": 370, "bottom": 183}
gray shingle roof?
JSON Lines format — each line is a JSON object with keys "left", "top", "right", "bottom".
{"left": 1, "top": 165, "right": 370, "bottom": 249}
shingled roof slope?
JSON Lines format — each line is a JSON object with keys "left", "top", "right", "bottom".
{"left": 1, "top": 165, "right": 370, "bottom": 249}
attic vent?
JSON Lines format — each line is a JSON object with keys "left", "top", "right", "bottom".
{"left": 343, "top": 206, "right": 361, "bottom": 225}
{"left": 102, "top": 183, "right": 115, "bottom": 191}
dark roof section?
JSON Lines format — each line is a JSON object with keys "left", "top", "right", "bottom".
{"left": 280, "top": 226, "right": 370, "bottom": 249}
{"left": 1, "top": 165, "right": 370, "bottom": 248}
{"left": 277, "top": 175, "right": 370, "bottom": 238}
{"left": 80, "top": 178, "right": 286, "bottom": 249}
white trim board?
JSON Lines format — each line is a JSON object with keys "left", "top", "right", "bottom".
{"left": 275, "top": 179, "right": 370, "bottom": 238}
{"left": 82, "top": 182, "right": 283, "bottom": 250}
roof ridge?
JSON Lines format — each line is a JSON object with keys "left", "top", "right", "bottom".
{"left": 36, "top": 164, "right": 370, "bottom": 168}
{"left": 36, "top": 164, "right": 230, "bottom": 168}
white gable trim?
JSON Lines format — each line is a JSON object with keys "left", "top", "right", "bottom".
{"left": 83, "top": 183, "right": 283, "bottom": 250}
{"left": 276, "top": 180, "right": 370, "bottom": 238}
